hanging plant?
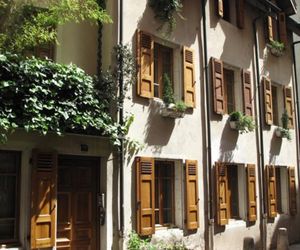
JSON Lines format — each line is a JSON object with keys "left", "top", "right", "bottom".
{"left": 148, "top": 0, "right": 183, "bottom": 33}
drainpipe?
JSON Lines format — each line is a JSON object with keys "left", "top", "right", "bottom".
{"left": 252, "top": 11, "right": 271, "bottom": 250}
{"left": 118, "top": 0, "right": 124, "bottom": 236}
{"left": 201, "top": 0, "right": 213, "bottom": 249}
{"left": 292, "top": 40, "right": 300, "bottom": 207}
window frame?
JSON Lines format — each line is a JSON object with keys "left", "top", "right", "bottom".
{"left": 0, "top": 150, "right": 21, "bottom": 246}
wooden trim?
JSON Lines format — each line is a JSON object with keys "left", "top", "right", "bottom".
{"left": 266, "top": 165, "right": 277, "bottom": 218}
{"left": 247, "top": 164, "right": 257, "bottom": 221}
{"left": 183, "top": 47, "right": 196, "bottom": 108}
{"left": 211, "top": 58, "right": 225, "bottom": 115}
{"left": 263, "top": 77, "right": 273, "bottom": 125}
{"left": 288, "top": 166, "right": 297, "bottom": 215}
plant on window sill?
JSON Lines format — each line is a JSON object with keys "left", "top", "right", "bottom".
{"left": 267, "top": 40, "right": 285, "bottom": 57}
{"left": 160, "top": 74, "right": 187, "bottom": 118}
{"left": 148, "top": 0, "right": 183, "bottom": 34}
{"left": 229, "top": 111, "right": 255, "bottom": 134}
{"left": 275, "top": 110, "right": 292, "bottom": 141}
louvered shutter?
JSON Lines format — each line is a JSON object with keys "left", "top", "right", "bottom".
{"left": 288, "top": 166, "right": 297, "bottom": 215}
{"left": 284, "top": 87, "right": 294, "bottom": 129}
{"left": 185, "top": 160, "right": 199, "bottom": 230}
{"left": 217, "top": 0, "right": 224, "bottom": 17}
{"left": 216, "top": 163, "right": 229, "bottom": 225}
{"left": 236, "top": 0, "right": 245, "bottom": 29}
{"left": 136, "top": 157, "right": 155, "bottom": 236}
{"left": 263, "top": 77, "right": 273, "bottom": 125}
{"left": 242, "top": 70, "right": 253, "bottom": 117}
{"left": 247, "top": 164, "right": 257, "bottom": 221}
{"left": 266, "top": 165, "right": 277, "bottom": 218}
{"left": 183, "top": 47, "right": 196, "bottom": 108}
{"left": 31, "top": 150, "right": 57, "bottom": 249}
{"left": 279, "top": 12, "right": 288, "bottom": 46}
{"left": 136, "top": 30, "right": 154, "bottom": 98}
{"left": 212, "top": 58, "right": 225, "bottom": 114}
{"left": 267, "top": 16, "right": 274, "bottom": 41}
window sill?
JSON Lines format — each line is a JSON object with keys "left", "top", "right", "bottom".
{"left": 225, "top": 219, "right": 246, "bottom": 229}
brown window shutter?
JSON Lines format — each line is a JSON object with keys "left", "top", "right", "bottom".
{"left": 211, "top": 58, "right": 225, "bottom": 115}
{"left": 215, "top": 163, "right": 229, "bottom": 225}
{"left": 279, "top": 12, "right": 288, "bottom": 46}
{"left": 183, "top": 47, "right": 196, "bottom": 108}
{"left": 266, "top": 165, "right": 277, "bottom": 218}
{"left": 136, "top": 30, "right": 154, "bottom": 98}
{"left": 247, "top": 164, "right": 257, "bottom": 221}
{"left": 136, "top": 157, "right": 155, "bottom": 236}
{"left": 267, "top": 16, "right": 274, "bottom": 41}
{"left": 288, "top": 166, "right": 297, "bottom": 215}
{"left": 263, "top": 77, "right": 273, "bottom": 125}
{"left": 216, "top": 0, "right": 224, "bottom": 17}
{"left": 242, "top": 70, "right": 253, "bottom": 117}
{"left": 31, "top": 150, "right": 57, "bottom": 249}
{"left": 284, "top": 87, "right": 294, "bottom": 129}
{"left": 236, "top": 0, "right": 245, "bottom": 29}
{"left": 185, "top": 160, "right": 199, "bottom": 230}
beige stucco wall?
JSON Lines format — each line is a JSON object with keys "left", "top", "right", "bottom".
{"left": 0, "top": 130, "right": 114, "bottom": 250}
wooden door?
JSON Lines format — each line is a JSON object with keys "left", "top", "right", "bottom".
{"left": 56, "top": 156, "right": 100, "bottom": 250}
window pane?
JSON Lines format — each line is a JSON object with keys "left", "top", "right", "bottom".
{"left": 272, "top": 86, "right": 279, "bottom": 126}
{"left": 0, "top": 176, "right": 16, "bottom": 218}
{"left": 163, "top": 209, "right": 172, "bottom": 224}
{"left": 162, "top": 179, "right": 172, "bottom": 209}
{"left": 0, "top": 220, "right": 15, "bottom": 240}
{"left": 227, "top": 165, "right": 239, "bottom": 218}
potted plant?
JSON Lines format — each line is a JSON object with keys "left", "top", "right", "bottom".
{"left": 267, "top": 40, "right": 285, "bottom": 57}
{"left": 229, "top": 111, "right": 255, "bottom": 134}
{"left": 160, "top": 74, "right": 186, "bottom": 118}
{"left": 275, "top": 110, "right": 292, "bottom": 141}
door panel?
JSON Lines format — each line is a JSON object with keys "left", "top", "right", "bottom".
{"left": 57, "top": 156, "right": 99, "bottom": 250}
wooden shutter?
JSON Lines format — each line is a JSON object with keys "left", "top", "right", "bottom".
{"left": 236, "top": 0, "right": 245, "bottom": 29}
{"left": 263, "top": 77, "right": 273, "bottom": 125}
{"left": 279, "top": 12, "right": 288, "bottom": 46}
{"left": 183, "top": 47, "right": 196, "bottom": 108}
{"left": 185, "top": 160, "right": 199, "bottom": 230}
{"left": 136, "top": 157, "right": 155, "bottom": 236}
{"left": 136, "top": 30, "right": 154, "bottom": 98}
{"left": 216, "top": 0, "right": 224, "bottom": 17}
{"left": 242, "top": 70, "right": 253, "bottom": 117}
{"left": 31, "top": 150, "right": 57, "bottom": 249}
{"left": 247, "top": 164, "right": 257, "bottom": 221}
{"left": 216, "top": 163, "right": 229, "bottom": 225}
{"left": 288, "top": 166, "right": 297, "bottom": 215}
{"left": 267, "top": 16, "right": 274, "bottom": 41}
{"left": 212, "top": 58, "right": 225, "bottom": 115}
{"left": 266, "top": 165, "right": 277, "bottom": 218}
{"left": 284, "top": 87, "right": 294, "bottom": 129}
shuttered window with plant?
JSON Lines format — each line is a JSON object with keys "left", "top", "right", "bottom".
{"left": 136, "top": 30, "right": 196, "bottom": 109}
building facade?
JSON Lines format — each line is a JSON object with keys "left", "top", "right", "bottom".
{"left": 1, "top": 0, "right": 300, "bottom": 250}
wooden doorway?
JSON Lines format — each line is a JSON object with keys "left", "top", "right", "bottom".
{"left": 56, "top": 155, "right": 100, "bottom": 250}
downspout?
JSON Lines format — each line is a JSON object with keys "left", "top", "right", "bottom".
{"left": 253, "top": 12, "right": 270, "bottom": 250}
{"left": 292, "top": 40, "right": 300, "bottom": 208}
{"left": 118, "top": 0, "right": 124, "bottom": 236}
{"left": 201, "top": 0, "right": 213, "bottom": 249}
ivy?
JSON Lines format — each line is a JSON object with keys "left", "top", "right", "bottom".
{"left": 0, "top": 53, "right": 123, "bottom": 145}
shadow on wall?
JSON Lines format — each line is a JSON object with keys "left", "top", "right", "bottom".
{"left": 269, "top": 132, "right": 283, "bottom": 164}
{"left": 218, "top": 120, "right": 238, "bottom": 162}
{"left": 144, "top": 100, "right": 175, "bottom": 151}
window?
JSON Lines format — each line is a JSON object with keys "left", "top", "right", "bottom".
{"left": 216, "top": 0, "right": 244, "bottom": 28}
{"left": 154, "top": 44, "right": 173, "bottom": 99}
{"left": 137, "top": 30, "right": 196, "bottom": 108}
{"left": 0, "top": 151, "right": 20, "bottom": 245}
{"left": 267, "top": 165, "right": 297, "bottom": 218}
{"left": 212, "top": 58, "right": 253, "bottom": 116}
{"left": 154, "top": 161, "right": 174, "bottom": 227}
{"left": 224, "top": 68, "right": 235, "bottom": 114}
{"left": 136, "top": 157, "right": 199, "bottom": 236}
{"left": 272, "top": 85, "right": 279, "bottom": 125}
{"left": 216, "top": 163, "right": 257, "bottom": 225}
